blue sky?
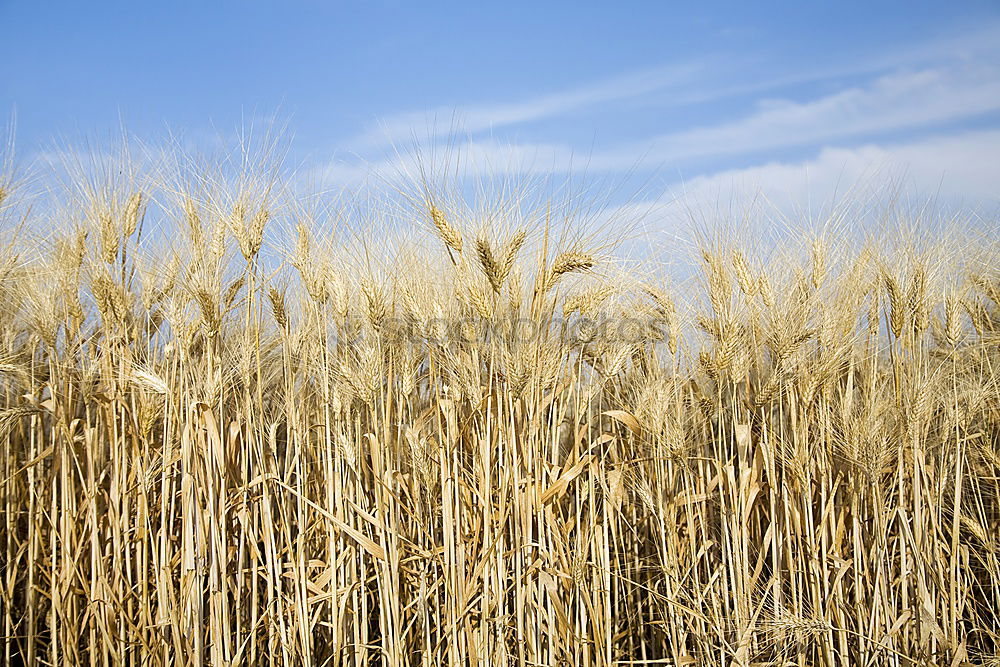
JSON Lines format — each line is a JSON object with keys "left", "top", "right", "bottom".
{"left": 3, "top": 1, "right": 1000, "bottom": 212}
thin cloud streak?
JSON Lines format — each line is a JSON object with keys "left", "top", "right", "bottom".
{"left": 653, "top": 129, "right": 1000, "bottom": 223}
{"left": 350, "top": 21, "right": 1000, "bottom": 154}
{"left": 591, "top": 62, "right": 1000, "bottom": 168}
{"left": 349, "top": 62, "right": 708, "bottom": 150}
{"left": 319, "top": 58, "right": 1000, "bottom": 191}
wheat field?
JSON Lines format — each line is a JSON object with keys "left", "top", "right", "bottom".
{"left": 0, "top": 140, "right": 998, "bottom": 666}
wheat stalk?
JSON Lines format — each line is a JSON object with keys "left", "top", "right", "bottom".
{"left": 0, "top": 139, "right": 995, "bottom": 667}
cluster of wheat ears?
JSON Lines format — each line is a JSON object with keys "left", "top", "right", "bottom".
{"left": 0, "top": 138, "right": 998, "bottom": 667}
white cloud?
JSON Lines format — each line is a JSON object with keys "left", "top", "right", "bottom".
{"left": 592, "top": 62, "right": 1000, "bottom": 168}
{"left": 350, "top": 62, "right": 707, "bottom": 149}
{"left": 350, "top": 22, "right": 1000, "bottom": 156}
{"left": 620, "top": 128, "right": 1000, "bottom": 244}
{"left": 323, "top": 57, "right": 1000, "bottom": 186}
{"left": 309, "top": 138, "right": 578, "bottom": 189}
{"left": 591, "top": 129, "right": 1000, "bottom": 266}
{"left": 667, "top": 129, "right": 1000, "bottom": 207}
{"left": 318, "top": 60, "right": 1000, "bottom": 191}
{"left": 316, "top": 21, "right": 1000, "bottom": 206}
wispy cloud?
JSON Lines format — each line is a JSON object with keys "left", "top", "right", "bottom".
{"left": 319, "top": 58, "right": 1000, "bottom": 188}
{"left": 592, "top": 61, "right": 1000, "bottom": 168}
{"left": 309, "top": 138, "right": 577, "bottom": 189}
{"left": 350, "top": 22, "right": 1000, "bottom": 154}
{"left": 589, "top": 129, "right": 1000, "bottom": 262}
{"left": 657, "top": 129, "right": 1000, "bottom": 221}
{"left": 318, "top": 20, "right": 1000, "bottom": 210}
{"left": 349, "top": 62, "right": 708, "bottom": 149}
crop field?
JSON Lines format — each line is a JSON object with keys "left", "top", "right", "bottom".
{"left": 0, "top": 142, "right": 998, "bottom": 666}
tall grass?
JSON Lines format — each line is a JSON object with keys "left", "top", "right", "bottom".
{"left": 0, "top": 139, "right": 998, "bottom": 666}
